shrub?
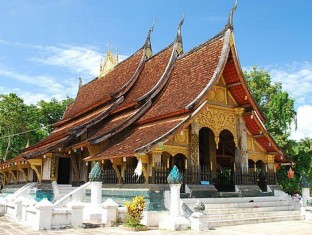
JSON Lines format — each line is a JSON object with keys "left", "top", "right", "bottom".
{"left": 124, "top": 196, "right": 145, "bottom": 227}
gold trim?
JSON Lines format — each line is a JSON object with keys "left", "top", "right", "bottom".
{"left": 142, "top": 164, "right": 149, "bottom": 185}
{"left": 8, "top": 170, "right": 17, "bottom": 184}
{"left": 112, "top": 164, "right": 122, "bottom": 184}
{"left": 18, "top": 165, "right": 28, "bottom": 182}
{"left": 194, "top": 104, "right": 238, "bottom": 147}
{"left": 87, "top": 145, "right": 100, "bottom": 155}
{"left": 153, "top": 144, "right": 189, "bottom": 157}
{"left": 28, "top": 159, "right": 42, "bottom": 184}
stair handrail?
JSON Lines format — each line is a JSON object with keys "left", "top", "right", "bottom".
{"left": 274, "top": 189, "right": 301, "bottom": 210}
{"left": 53, "top": 182, "right": 91, "bottom": 208}
{"left": 4, "top": 182, "right": 37, "bottom": 201}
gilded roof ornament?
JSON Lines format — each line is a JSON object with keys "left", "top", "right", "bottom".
{"left": 175, "top": 15, "right": 185, "bottom": 55}
{"left": 99, "top": 43, "right": 119, "bottom": 78}
{"left": 226, "top": 0, "right": 238, "bottom": 30}
{"left": 78, "top": 77, "right": 82, "bottom": 88}
{"left": 144, "top": 20, "right": 156, "bottom": 59}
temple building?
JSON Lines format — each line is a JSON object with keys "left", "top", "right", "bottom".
{"left": 0, "top": 4, "right": 289, "bottom": 196}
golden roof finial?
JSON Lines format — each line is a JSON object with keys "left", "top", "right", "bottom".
{"left": 175, "top": 14, "right": 185, "bottom": 55}
{"left": 227, "top": 0, "right": 238, "bottom": 30}
{"left": 99, "top": 42, "right": 119, "bottom": 78}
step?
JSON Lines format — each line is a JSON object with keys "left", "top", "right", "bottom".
{"left": 185, "top": 201, "right": 291, "bottom": 210}
{"left": 216, "top": 201, "right": 289, "bottom": 209}
{"left": 205, "top": 210, "right": 300, "bottom": 221}
{"left": 183, "top": 196, "right": 286, "bottom": 204}
{"left": 82, "top": 220, "right": 102, "bottom": 228}
{"left": 208, "top": 214, "right": 304, "bottom": 227}
{"left": 205, "top": 205, "right": 295, "bottom": 214}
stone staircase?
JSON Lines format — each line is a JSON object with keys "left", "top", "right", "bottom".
{"left": 56, "top": 184, "right": 78, "bottom": 200}
{"left": 182, "top": 196, "right": 304, "bottom": 227}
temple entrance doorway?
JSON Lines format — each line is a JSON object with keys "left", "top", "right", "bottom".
{"left": 256, "top": 160, "right": 267, "bottom": 191}
{"left": 199, "top": 127, "right": 215, "bottom": 171}
{"left": 172, "top": 153, "right": 187, "bottom": 192}
{"left": 215, "top": 129, "right": 236, "bottom": 191}
{"left": 161, "top": 152, "right": 172, "bottom": 168}
{"left": 172, "top": 153, "right": 186, "bottom": 172}
{"left": 33, "top": 169, "right": 38, "bottom": 182}
{"left": 57, "top": 157, "right": 70, "bottom": 184}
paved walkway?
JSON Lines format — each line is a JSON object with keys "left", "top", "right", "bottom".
{"left": 1, "top": 216, "right": 312, "bottom": 235}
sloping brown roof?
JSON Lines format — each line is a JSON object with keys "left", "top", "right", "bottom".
{"left": 23, "top": 103, "right": 112, "bottom": 153}
{"left": 85, "top": 118, "right": 184, "bottom": 161}
{"left": 62, "top": 48, "right": 144, "bottom": 121}
{"left": 3, "top": 12, "right": 287, "bottom": 165}
{"left": 140, "top": 36, "right": 225, "bottom": 123}
{"left": 118, "top": 46, "right": 173, "bottom": 108}
{"left": 223, "top": 52, "right": 266, "bottom": 122}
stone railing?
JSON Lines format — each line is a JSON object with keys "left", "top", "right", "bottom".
{"left": 53, "top": 182, "right": 91, "bottom": 208}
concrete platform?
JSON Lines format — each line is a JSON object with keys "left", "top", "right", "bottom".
{"left": 0, "top": 216, "right": 312, "bottom": 234}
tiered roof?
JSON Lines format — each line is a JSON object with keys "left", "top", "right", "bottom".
{"left": 0, "top": 1, "right": 289, "bottom": 169}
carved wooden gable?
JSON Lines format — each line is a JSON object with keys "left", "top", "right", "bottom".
{"left": 206, "top": 76, "right": 237, "bottom": 107}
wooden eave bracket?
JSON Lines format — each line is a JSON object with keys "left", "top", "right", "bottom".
{"left": 226, "top": 81, "right": 242, "bottom": 89}
{"left": 28, "top": 159, "right": 42, "bottom": 184}
{"left": 18, "top": 164, "right": 29, "bottom": 182}
{"left": 8, "top": 169, "right": 17, "bottom": 184}
{"left": 248, "top": 110, "right": 283, "bottom": 156}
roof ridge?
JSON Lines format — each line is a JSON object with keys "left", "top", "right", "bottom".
{"left": 185, "top": 28, "right": 232, "bottom": 110}
{"left": 84, "top": 21, "right": 185, "bottom": 145}
{"left": 178, "top": 28, "right": 227, "bottom": 60}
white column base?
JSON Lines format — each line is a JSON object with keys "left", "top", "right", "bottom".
{"left": 159, "top": 215, "right": 190, "bottom": 231}
{"left": 190, "top": 212, "right": 209, "bottom": 231}
{"left": 302, "top": 188, "right": 310, "bottom": 207}
{"left": 90, "top": 182, "right": 102, "bottom": 206}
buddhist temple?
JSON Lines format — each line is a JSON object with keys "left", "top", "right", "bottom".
{"left": 0, "top": 2, "right": 289, "bottom": 197}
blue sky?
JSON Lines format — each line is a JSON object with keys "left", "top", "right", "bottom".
{"left": 0, "top": 0, "right": 311, "bottom": 140}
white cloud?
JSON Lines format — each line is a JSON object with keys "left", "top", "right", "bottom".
{"left": 0, "top": 39, "right": 12, "bottom": 45}
{"left": 268, "top": 62, "right": 312, "bottom": 107}
{"left": 29, "top": 44, "right": 128, "bottom": 79}
{"left": 244, "top": 62, "right": 312, "bottom": 140}
{"left": 290, "top": 105, "right": 312, "bottom": 141}
{"left": 0, "top": 39, "right": 130, "bottom": 104}
{"left": 0, "top": 64, "right": 80, "bottom": 104}
{"left": 0, "top": 67, "right": 64, "bottom": 94}
{"left": 0, "top": 86, "right": 48, "bottom": 104}
{"left": 30, "top": 45, "right": 103, "bottom": 78}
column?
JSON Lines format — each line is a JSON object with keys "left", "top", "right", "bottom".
{"left": 235, "top": 108, "right": 248, "bottom": 173}
{"left": 209, "top": 131, "right": 217, "bottom": 179}
{"left": 190, "top": 123, "right": 199, "bottom": 167}
{"left": 151, "top": 152, "right": 162, "bottom": 167}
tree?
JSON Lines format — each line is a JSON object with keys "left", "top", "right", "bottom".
{"left": 36, "top": 98, "right": 69, "bottom": 133}
{"left": 244, "top": 67, "right": 296, "bottom": 148}
{"left": 276, "top": 138, "right": 312, "bottom": 194}
{"left": 0, "top": 93, "right": 70, "bottom": 161}
{"left": 0, "top": 94, "right": 28, "bottom": 161}
{"left": 244, "top": 67, "right": 310, "bottom": 194}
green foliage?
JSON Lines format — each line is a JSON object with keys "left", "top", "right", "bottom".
{"left": 0, "top": 93, "right": 70, "bottom": 161}
{"left": 124, "top": 196, "right": 145, "bottom": 227}
{"left": 244, "top": 67, "right": 311, "bottom": 194}
{"left": 276, "top": 138, "right": 312, "bottom": 194}
{"left": 0, "top": 94, "right": 28, "bottom": 161}
{"left": 36, "top": 98, "right": 69, "bottom": 133}
{"left": 244, "top": 67, "right": 296, "bottom": 148}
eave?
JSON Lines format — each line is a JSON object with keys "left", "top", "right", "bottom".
{"left": 244, "top": 111, "right": 290, "bottom": 163}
